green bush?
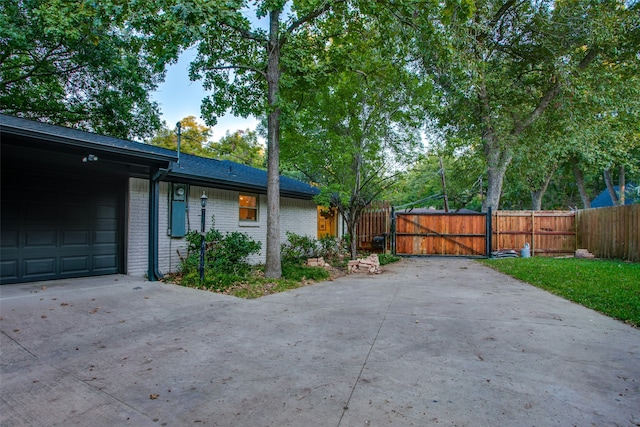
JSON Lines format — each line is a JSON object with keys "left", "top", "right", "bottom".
{"left": 179, "top": 221, "right": 261, "bottom": 289}
{"left": 281, "top": 232, "right": 320, "bottom": 264}
{"left": 378, "top": 253, "right": 401, "bottom": 265}
{"left": 318, "top": 235, "right": 341, "bottom": 261}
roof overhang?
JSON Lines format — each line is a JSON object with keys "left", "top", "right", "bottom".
{"left": 0, "top": 115, "right": 177, "bottom": 175}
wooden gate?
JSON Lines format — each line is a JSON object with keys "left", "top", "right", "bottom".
{"left": 393, "top": 212, "right": 489, "bottom": 256}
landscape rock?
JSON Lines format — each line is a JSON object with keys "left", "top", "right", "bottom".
{"left": 306, "top": 257, "right": 330, "bottom": 268}
{"left": 575, "top": 249, "right": 595, "bottom": 259}
{"left": 348, "top": 254, "right": 382, "bottom": 274}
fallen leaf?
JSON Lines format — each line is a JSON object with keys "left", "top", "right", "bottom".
{"left": 150, "top": 394, "right": 160, "bottom": 400}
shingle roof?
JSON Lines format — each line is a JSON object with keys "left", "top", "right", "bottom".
{"left": 167, "top": 152, "right": 318, "bottom": 199}
{"left": 0, "top": 114, "right": 319, "bottom": 199}
{"left": 0, "top": 114, "right": 177, "bottom": 163}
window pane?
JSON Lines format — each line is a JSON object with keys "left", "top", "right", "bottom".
{"left": 239, "top": 208, "right": 257, "bottom": 221}
{"left": 239, "top": 195, "right": 257, "bottom": 208}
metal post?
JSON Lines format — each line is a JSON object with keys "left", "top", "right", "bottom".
{"left": 486, "top": 206, "right": 492, "bottom": 258}
{"left": 199, "top": 192, "right": 208, "bottom": 283}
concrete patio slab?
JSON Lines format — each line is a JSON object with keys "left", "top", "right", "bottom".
{"left": 1, "top": 258, "right": 639, "bottom": 426}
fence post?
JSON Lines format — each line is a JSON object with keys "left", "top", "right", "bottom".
{"left": 486, "top": 207, "right": 492, "bottom": 257}
{"left": 391, "top": 206, "right": 396, "bottom": 255}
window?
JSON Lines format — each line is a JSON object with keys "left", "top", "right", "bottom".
{"left": 239, "top": 194, "right": 258, "bottom": 221}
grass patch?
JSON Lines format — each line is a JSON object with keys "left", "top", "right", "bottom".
{"left": 378, "top": 253, "right": 401, "bottom": 265}
{"left": 479, "top": 257, "right": 640, "bottom": 327}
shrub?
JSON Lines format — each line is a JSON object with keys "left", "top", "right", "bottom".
{"left": 207, "top": 231, "right": 262, "bottom": 275}
{"left": 318, "top": 235, "right": 341, "bottom": 261}
{"left": 281, "top": 232, "right": 320, "bottom": 265}
{"left": 378, "top": 253, "right": 401, "bottom": 265}
{"left": 178, "top": 221, "right": 261, "bottom": 288}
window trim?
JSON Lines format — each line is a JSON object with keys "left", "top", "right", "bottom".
{"left": 239, "top": 193, "right": 259, "bottom": 222}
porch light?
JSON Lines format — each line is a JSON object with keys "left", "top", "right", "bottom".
{"left": 200, "top": 191, "right": 208, "bottom": 207}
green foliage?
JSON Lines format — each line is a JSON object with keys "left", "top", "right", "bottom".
{"left": 318, "top": 235, "right": 341, "bottom": 261}
{"left": 281, "top": 232, "right": 320, "bottom": 265}
{"left": 0, "top": 0, "right": 172, "bottom": 139}
{"left": 282, "top": 264, "right": 330, "bottom": 282}
{"left": 206, "top": 129, "right": 265, "bottom": 168}
{"left": 415, "top": 0, "right": 640, "bottom": 211}
{"left": 180, "top": 223, "right": 261, "bottom": 288}
{"left": 480, "top": 257, "right": 640, "bottom": 328}
{"left": 148, "top": 116, "right": 214, "bottom": 157}
{"left": 378, "top": 253, "right": 401, "bottom": 266}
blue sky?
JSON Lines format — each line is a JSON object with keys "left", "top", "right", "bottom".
{"left": 151, "top": 49, "right": 259, "bottom": 142}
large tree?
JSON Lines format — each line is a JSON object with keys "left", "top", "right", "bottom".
{"left": 0, "top": 0, "right": 172, "bottom": 139}
{"left": 417, "top": 0, "right": 637, "bottom": 212}
{"left": 207, "top": 129, "right": 265, "bottom": 168}
{"left": 168, "top": 0, "right": 350, "bottom": 277}
{"left": 149, "top": 116, "right": 213, "bottom": 157}
{"left": 280, "top": 11, "right": 426, "bottom": 259}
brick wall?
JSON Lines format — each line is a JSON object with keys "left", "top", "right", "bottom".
{"left": 126, "top": 178, "right": 318, "bottom": 277}
{"left": 126, "top": 178, "right": 149, "bottom": 276}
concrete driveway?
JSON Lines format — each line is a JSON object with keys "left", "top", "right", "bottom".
{"left": 1, "top": 257, "right": 639, "bottom": 426}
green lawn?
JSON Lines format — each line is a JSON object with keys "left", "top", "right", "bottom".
{"left": 479, "top": 257, "right": 640, "bottom": 328}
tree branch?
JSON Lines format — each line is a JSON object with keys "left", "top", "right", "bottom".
{"left": 513, "top": 47, "right": 599, "bottom": 136}
{"left": 220, "top": 22, "right": 267, "bottom": 45}
{"left": 281, "top": 0, "right": 345, "bottom": 47}
{"left": 207, "top": 64, "right": 267, "bottom": 79}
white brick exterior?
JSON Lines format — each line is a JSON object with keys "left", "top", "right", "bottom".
{"left": 126, "top": 178, "right": 318, "bottom": 277}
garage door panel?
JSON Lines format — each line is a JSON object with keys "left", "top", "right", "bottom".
{"left": 1, "top": 260, "right": 18, "bottom": 280}
{"left": 25, "top": 230, "right": 58, "bottom": 247}
{"left": 61, "top": 256, "right": 90, "bottom": 274}
{"left": 23, "top": 257, "right": 56, "bottom": 277}
{"left": 93, "top": 255, "right": 118, "bottom": 271}
{"left": 61, "top": 230, "right": 90, "bottom": 246}
{"left": 94, "top": 230, "right": 117, "bottom": 244}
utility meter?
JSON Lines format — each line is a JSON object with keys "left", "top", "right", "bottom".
{"left": 170, "top": 184, "right": 187, "bottom": 237}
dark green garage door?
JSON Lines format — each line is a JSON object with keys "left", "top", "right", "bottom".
{"left": 1, "top": 170, "right": 124, "bottom": 284}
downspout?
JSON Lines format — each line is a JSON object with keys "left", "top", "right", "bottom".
{"left": 148, "top": 163, "right": 174, "bottom": 281}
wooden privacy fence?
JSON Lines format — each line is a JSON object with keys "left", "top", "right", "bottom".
{"left": 576, "top": 204, "right": 639, "bottom": 262}
{"left": 356, "top": 203, "right": 637, "bottom": 261}
{"left": 355, "top": 201, "right": 391, "bottom": 250}
{"left": 492, "top": 210, "right": 576, "bottom": 257}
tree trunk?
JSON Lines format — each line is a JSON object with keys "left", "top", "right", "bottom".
{"left": 481, "top": 129, "right": 512, "bottom": 212}
{"left": 479, "top": 79, "right": 512, "bottom": 213}
{"left": 529, "top": 167, "right": 555, "bottom": 210}
{"left": 603, "top": 168, "right": 619, "bottom": 206}
{"left": 619, "top": 166, "right": 625, "bottom": 206}
{"left": 265, "top": 9, "right": 282, "bottom": 278}
{"left": 572, "top": 159, "right": 590, "bottom": 209}
{"left": 439, "top": 156, "right": 449, "bottom": 212}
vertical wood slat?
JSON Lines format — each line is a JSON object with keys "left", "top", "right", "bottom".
{"left": 355, "top": 201, "right": 391, "bottom": 250}
{"left": 576, "top": 204, "right": 639, "bottom": 262}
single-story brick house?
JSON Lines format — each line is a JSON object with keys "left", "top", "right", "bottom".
{"left": 0, "top": 114, "right": 319, "bottom": 284}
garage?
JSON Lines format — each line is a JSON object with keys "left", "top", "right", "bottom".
{"left": 1, "top": 169, "right": 124, "bottom": 284}
{"left": 1, "top": 147, "right": 127, "bottom": 284}
{"left": 0, "top": 114, "right": 177, "bottom": 285}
